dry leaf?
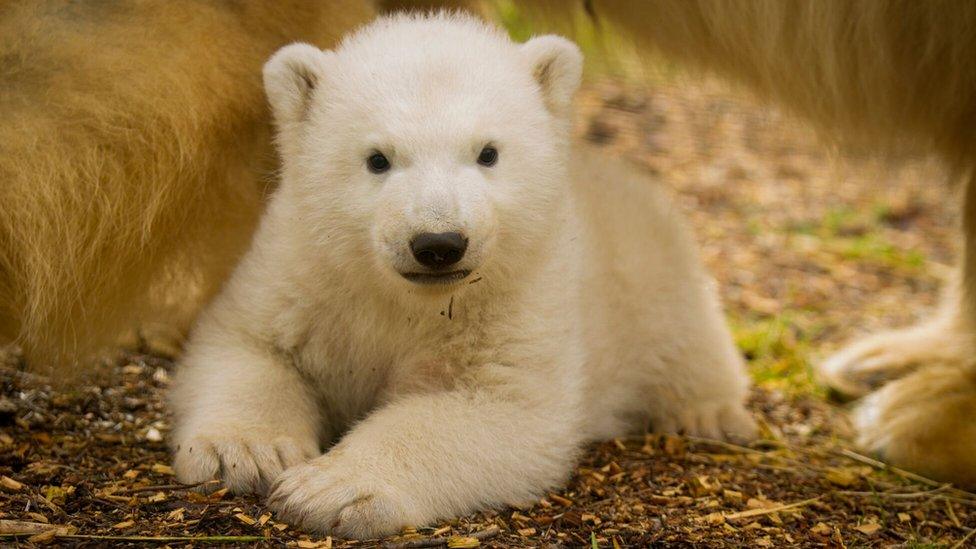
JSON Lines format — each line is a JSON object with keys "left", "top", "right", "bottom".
{"left": 42, "top": 486, "right": 73, "bottom": 505}
{"left": 150, "top": 463, "right": 174, "bottom": 475}
{"left": 855, "top": 522, "right": 881, "bottom": 535}
{"left": 663, "top": 435, "right": 686, "bottom": 456}
{"left": 722, "top": 489, "right": 743, "bottom": 501}
{"left": 186, "top": 491, "right": 210, "bottom": 503}
{"left": 121, "top": 364, "right": 143, "bottom": 375}
{"left": 447, "top": 536, "right": 481, "bottom": 548}
{"left": 27, "top": 529, "right": 57, "bottom": 544}
{"left": 825, "top": 468, "right": 858, "bottom": 487}
{"left": 549, "top": 493, "right": 573, "bottom": 506}
{"left": 810, "top": 522, "right": 832, "bottom": 536}
{"left": 0, "top": 520, "right": 63, "bottom": 535}
{"left": 704, "top": 512, "right": 726, "bottom": 525}
{"left": 25, "top": 513, "right": 48, "bottom": 524}
{"left": 0, "top": 476, "right": 24, "bottom": 491}
{"left": 689, "top": 475, "right": 722, "bottom": 496}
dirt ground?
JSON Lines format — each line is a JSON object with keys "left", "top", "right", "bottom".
{"left": 2, "top": 77, "right": 974, "bottom": 547}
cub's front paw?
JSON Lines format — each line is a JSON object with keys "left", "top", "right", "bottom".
{"left": 268, "top": 451, "right": 414, "bottom": 539}
{"left": 172, "top": 430, "right": 317, "bottom": 495}
{"left": 655, "top": 401, "right": 757, "bottom": 442}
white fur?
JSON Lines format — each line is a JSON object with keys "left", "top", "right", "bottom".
{"left": 170, "top": 13, "right": 755, "bottom": 538}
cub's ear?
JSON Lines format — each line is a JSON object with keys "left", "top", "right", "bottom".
{"left": 263, "top": 43, "right": 332, "bottom": 126}
{"left": 520, "top": 35, "right": 583, "bottom": 116}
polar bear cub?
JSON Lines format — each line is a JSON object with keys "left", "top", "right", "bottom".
{"left": 170, "top": 13, "right": 756, "bottom": 538}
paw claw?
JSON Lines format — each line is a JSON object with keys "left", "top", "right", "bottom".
{"left": 653, "top": 402, "right": 756, "bottom": 442}
{"left": 267, "top": 456, "right": 410, "bottom": 538}
{"left": 173, "top": 432, "right": 316, "bottom": 495}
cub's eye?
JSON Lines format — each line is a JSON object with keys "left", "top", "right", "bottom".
{"left": 477, "top": 146, "right": 498, "bottom": 167}
{"left": 367, "top": 152, "right": 391, "bottom": 174}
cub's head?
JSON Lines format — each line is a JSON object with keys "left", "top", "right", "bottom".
{"left": 263, "top": 14, "right": 581, "bottom": 295}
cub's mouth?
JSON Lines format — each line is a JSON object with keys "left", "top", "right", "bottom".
{"left": 401, "top": 270, "right": 471, "bottom": 285}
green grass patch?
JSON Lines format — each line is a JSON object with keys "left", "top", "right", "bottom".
{"left": 788, "top": 205, "right": 926, "bottom": 273}
{"left": 731, "top": 313, "right": 825, "bottom": 397}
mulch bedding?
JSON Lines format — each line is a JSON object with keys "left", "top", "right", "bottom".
{"left": 2, "top": 80, "right": 974, "bottom": 547}
{"left": 2, "top": 355, "right": 974, "bottom": 548}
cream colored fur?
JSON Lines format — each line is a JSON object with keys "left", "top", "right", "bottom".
{"left": 169, "top": 14, "right": 754, "bottom": 537}
{"left": 520, "top": 0, "right": 976, "bottom": 486}
{"left": 0, "top": 1, "right": 373, "bottom": 372}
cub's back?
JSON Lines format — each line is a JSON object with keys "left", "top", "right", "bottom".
{"left": 570, "top": 147, "right": 706, "bottom": 303}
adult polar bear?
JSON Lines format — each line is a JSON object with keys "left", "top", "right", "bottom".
{"left": 0, "top": 1, "right": 373, "bottom": 370}
{"left": 521, "top": 0, "right": 976, "bottom": 487}
{"left": 170, "top": 14, "right": 755, "bottom": 538}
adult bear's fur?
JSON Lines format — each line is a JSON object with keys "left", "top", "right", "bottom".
{"left": 525, "top": 0, "right": 976, "bottom": 168}
{"left": 0, "top": 1, "right": 373, "bottom": 372}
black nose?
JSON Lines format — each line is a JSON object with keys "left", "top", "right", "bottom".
{"left": 410, "top": 232, "right": 468, "bottom": 269}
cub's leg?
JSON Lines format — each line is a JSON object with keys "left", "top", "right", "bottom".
{"left": 575, "top": 150, "right": 755, "bottom": 441}
{"left": 638, "top": 317, "right": 757, "bottom": 441}
{"left": 586, "top": 277, "right": 757, "bottom": 442}
{"left": 268, "top": 366, "right": 581, "bottom": 538}
{"left": 170, "top": 321, "right": 322, "bottom": 495}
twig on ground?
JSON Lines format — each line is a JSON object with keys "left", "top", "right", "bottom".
{"left": 950, "top": 527, "right": 976, "bottom": 549}
{"left": 683, "top": 435, "right": 831, "bottom": 474}
{"left": 834, "top": 485, "right": 952, "bottom": 501}
{"left": 101, "top": 534, "right": 269, "bottom": 543}
{"left": 0, "top": 533, "right": 269, "bottom": 543}
{"left": 837, "top": 448, "right": 942, "bottom": 488}
{"left": 381, "top": 525, "right": 501, "bottom": 549}
{"left": 121, "top": 480, "right": 220, "bottom": 494}
{"left": 0, "top": 520, "right": 73, "bottom": 536}
{"left": 945, "top": 498, "right": 963, "bottom": 528}
{"left": 723, "top": 496, "right": 824, "bottom": 521}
